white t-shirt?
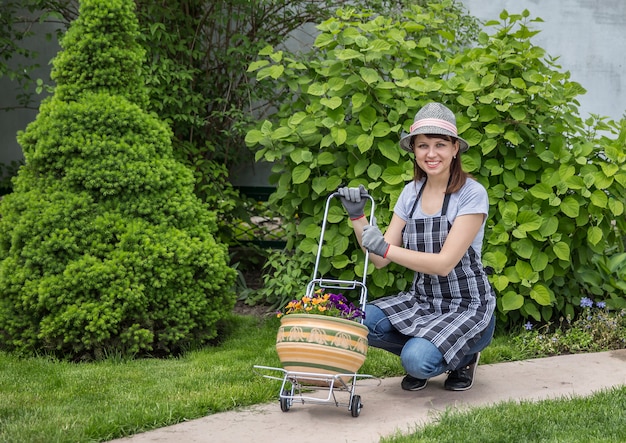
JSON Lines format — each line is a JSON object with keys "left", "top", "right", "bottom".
{"left": 394, "top": 178, "right": 490, "bottom": 259}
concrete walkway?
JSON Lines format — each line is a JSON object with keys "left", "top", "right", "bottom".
{"left": 113, "top": 350, "right": 626, "bottom": 443}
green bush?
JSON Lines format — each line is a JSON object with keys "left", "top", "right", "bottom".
{"left": 0, "top": 0, "right": 235, "bottom": 359}
{"left": 246, "top": 5, "right": 626, "bottom": 325}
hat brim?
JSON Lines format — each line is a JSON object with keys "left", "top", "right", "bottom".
{"left": 399, "top": 127, "right": 469, "bottom": 153}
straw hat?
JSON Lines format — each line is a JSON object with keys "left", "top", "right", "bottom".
{"left": 399, "top": 102, "right": 469, "bottom": 153}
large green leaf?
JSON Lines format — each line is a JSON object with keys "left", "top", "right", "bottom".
{"left": 552, "top": 241, "right": 570, "bottom": 261}
{"left": 560, "top": 196, "right": 580, "bottom": 218}
{"left": 530, "top": 283, "right": 553, "bottom": 306}
{"left": 501, "top": 291, "right": 524, "bottom": 311}
{"left": 517, "top": 211, "right": 543, "bottom": 232}
{"left": 381, "top": 166, "right": 408, "bottom": 185}
{"left": 291, "top": 164, "right": 311, "bottom": 184}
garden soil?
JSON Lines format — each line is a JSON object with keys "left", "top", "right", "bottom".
{"left": 112, "top": 349, "right": 626, "bottom": 443}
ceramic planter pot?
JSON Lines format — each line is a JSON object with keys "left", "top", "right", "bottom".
{"left": 275, "top": 314, "right": 369, "bottom": 380}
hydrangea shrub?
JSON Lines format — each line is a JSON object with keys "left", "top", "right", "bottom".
{"left": 246, "top": 6, "right": 626, "bottom": 326}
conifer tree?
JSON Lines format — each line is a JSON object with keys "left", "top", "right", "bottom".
{"left": 0, "top": 0, "right": 236, "bottom": 359}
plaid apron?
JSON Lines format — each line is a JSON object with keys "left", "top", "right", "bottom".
{"left": 372, "top": 183, "right": 496, "bottom": 368}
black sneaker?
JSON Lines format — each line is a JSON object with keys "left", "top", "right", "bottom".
{"left": 444, "top": 352, "right": 480, "bottom": 391}
{"left": 401, "top": 374, "right": 428, "bottom": 391}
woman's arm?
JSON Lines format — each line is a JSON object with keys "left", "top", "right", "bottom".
{"left": 384, "top": 213, "right": 485, "bottom": 276}
{"left": 351, "top": 213, "right": 406, "bottom": 269}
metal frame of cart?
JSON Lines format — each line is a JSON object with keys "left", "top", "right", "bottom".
{"left": 255, "top": 191, "right": 378, "bottom": 417}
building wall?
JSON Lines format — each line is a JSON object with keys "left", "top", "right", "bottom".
{"left": 461, "top": 0, "right": 626, "bottom": 121}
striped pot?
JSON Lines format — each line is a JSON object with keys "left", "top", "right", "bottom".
{"left": 276, "top": 314, "right": 369, "bottom": 381}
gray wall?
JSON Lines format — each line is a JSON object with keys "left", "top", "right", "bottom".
{"left": 0, "top": 19, "right": 60, "bottom": 170}
{"left": 462, "top": 0, "right": 626, "bottom": 121}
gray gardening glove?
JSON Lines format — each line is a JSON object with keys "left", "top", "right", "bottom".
{"left": 337, "top": 185, "right": 369, "bottom": 220}
{"left": 362, "top": 223, "right": 390, "bottom": 258}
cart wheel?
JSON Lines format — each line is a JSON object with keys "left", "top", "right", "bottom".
{"left": 350, "top": 394, "right": 362, "bottom": 417}
{"left": 279, "top": 389, "right": 291, "bottom": 412}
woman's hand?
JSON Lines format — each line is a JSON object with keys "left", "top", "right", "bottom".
{"left": 337, "top": 185, "right": 369, "bottom": 220}
{"left": 362, "top": 224, "right": 390, "bottom": 258}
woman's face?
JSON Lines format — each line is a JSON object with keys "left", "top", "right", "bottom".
{"left": 412, "top": 134, "right": 459, "bottom": 178}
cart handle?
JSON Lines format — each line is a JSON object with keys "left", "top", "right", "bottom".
{"left": 309, "top": 191, "right": 375, "bottom": 309}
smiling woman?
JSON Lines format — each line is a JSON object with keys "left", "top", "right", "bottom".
{"left": 338, "top": 102, "right": 496, "bottom": 393}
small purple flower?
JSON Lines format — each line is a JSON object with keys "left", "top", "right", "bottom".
{"left": 580, "top": 297, "right": 594, "bottom": 308}
{"left": 596, "top": 301, "right": 606, "bottom": 309}
{"left": 524, "top": 321, "right": 533, "bottom": 331}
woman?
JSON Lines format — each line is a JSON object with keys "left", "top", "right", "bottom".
{"left": 338, "top": 102, "right": 496, "bottom": 391}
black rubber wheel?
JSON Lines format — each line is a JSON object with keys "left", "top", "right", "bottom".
{"left": 350, "top": 394, "right": 362, "bottom": 417}
{"left": 279, "top": 389, "right": 291, "bottom": 412}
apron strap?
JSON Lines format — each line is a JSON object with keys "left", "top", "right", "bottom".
{"left": 441, "top": 193, "right": 451, "bottom": 216}
{"left": 409, "top": 177, "right": 452, "bottom": 218}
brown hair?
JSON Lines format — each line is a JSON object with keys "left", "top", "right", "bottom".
{"left": 411, "top": 134, "right": 469, "bottom": 193}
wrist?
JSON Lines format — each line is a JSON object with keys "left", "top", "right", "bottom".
{"left": 350, "top": 214, "right": 365, "bottom": 221}
{"left": 383, "top": 243, "right": 391, "bottom": 259}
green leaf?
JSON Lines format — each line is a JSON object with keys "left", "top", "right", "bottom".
{"left": 378, "top": 139, "right": 400, "bottom": 162}
{"left": 503, "top": 130, "right": 523, "bottom": 145}
{"left": 314, "top": 32, "right": 335, "bottom": 48}
{"left": 307, "top": 82, "right": 326, "bottom": 96}
{"left": 331, "top": 254, "right": 350, "bottom": 269}
{"left": 317, "top": 151, "right": 336, "bottom": 165}
{"left": 552, "top": 241, "right": 570, "bottom": 261}
{"left": 523, "top": 302, "right": 541, "bottom": 321}
{"left": 587, "top": 226, "right": 603, "bottom": 246}
{"left": 311, "top": 176, "right": 327, "bottom": 195}
{"left": 490, "top": 274, "right": 510, "bottom": 292}
{"left": 381, "top": 166, "right": 408, "bottom": 185}
{"left": 461, "top": 129, "right": 482, "bottom": 147}
{"left": 356, "top": 134, "right": 374, "bottom": 153}
{"left": 257, "top": 64, "right": 284, "bottom": 80}
{"left": 590, "top": 190, "right": 608, "bottom": 208}
{"left": 353, "top": 158, "right": 369, "bottom": 177}
{"left": 273, "top": 126, "right": 293, "bottom": 140}
{"left": 358, "top": 106, "right": 377, "bottom": 130}
{"left": 502, "top": 291, "right": 524, "bottom": 311}
{"left": 500, "top": 201, "right": 518, "bottom": 227}
{"left": 331, "top": 127, "right": 347, "bottom": 146}
{"left": 517, "top": 211, "right": 542, "bottom": 232}
{"left": 608, "top": 198, "right": 625, "bottom": 216}
{"left": 511, "top": 238, "right": 534, "bottom": 259}
{"left": 335, "top": 48, "right": 363, "bottom": 61}
{"left": 530, "top": 252, "right": 549, "bottom": 272}
{"left": 245, "top": 129, "right": 264, "bottom": 145}
{"left": 515, "top": 260, "right": 535, "bottom": 280}
{"left": 367, "top": 164, "right": 383, "bottom": 180}
{"left": 292, "top": 164, "right": 311, "bottom": 184}
{"left": 560, "top": 196, "right": 580, "bottom": 218}
{"left": 481, "top": 138, "right": 498, "bottom": 155}
{"left": 359, "top": 67, "right": 379, "bottom": 84}
{"left": 247, "top": 59, "right": 269, "bottom": 72}
{"left": 539, "top": 216, "right": 559, "bottom": 237}
{"left": 484, "top": 124, "right": 503, "bottom": 135}
{"left": 352, "top": 92, "right": 368, "bottom": 110}
{"left": 530, "top": 283, "right": 552, "bottom": 306}
{"left": 320, "top": 97, "right": 342, "bottom": 110}
{"left": 372, "top": 122, "right": 391, "bottom": 138}
{"left": 483, "top": 250, "right": 508, "bottom": 272}
{"left": 529, "top": 183, "right": 553, "bottom": 200}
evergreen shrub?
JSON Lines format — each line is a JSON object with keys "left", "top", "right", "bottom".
{"left": 0, "top": 0, "right": 235, "bottom": 359}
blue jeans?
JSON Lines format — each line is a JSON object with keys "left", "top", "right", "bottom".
{"left": 364, "top": 304, "right": 496, "bottom": 379}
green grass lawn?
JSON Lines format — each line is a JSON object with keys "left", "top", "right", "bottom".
{"left": 1, "top": 313, "right": 624, "bottom": 442}
{"left": 382, "top": 386, "right": 626, "bottom": 443}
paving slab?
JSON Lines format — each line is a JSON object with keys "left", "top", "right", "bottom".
{"left": 112, "top": 349, "right": 626, "bottom": 443}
